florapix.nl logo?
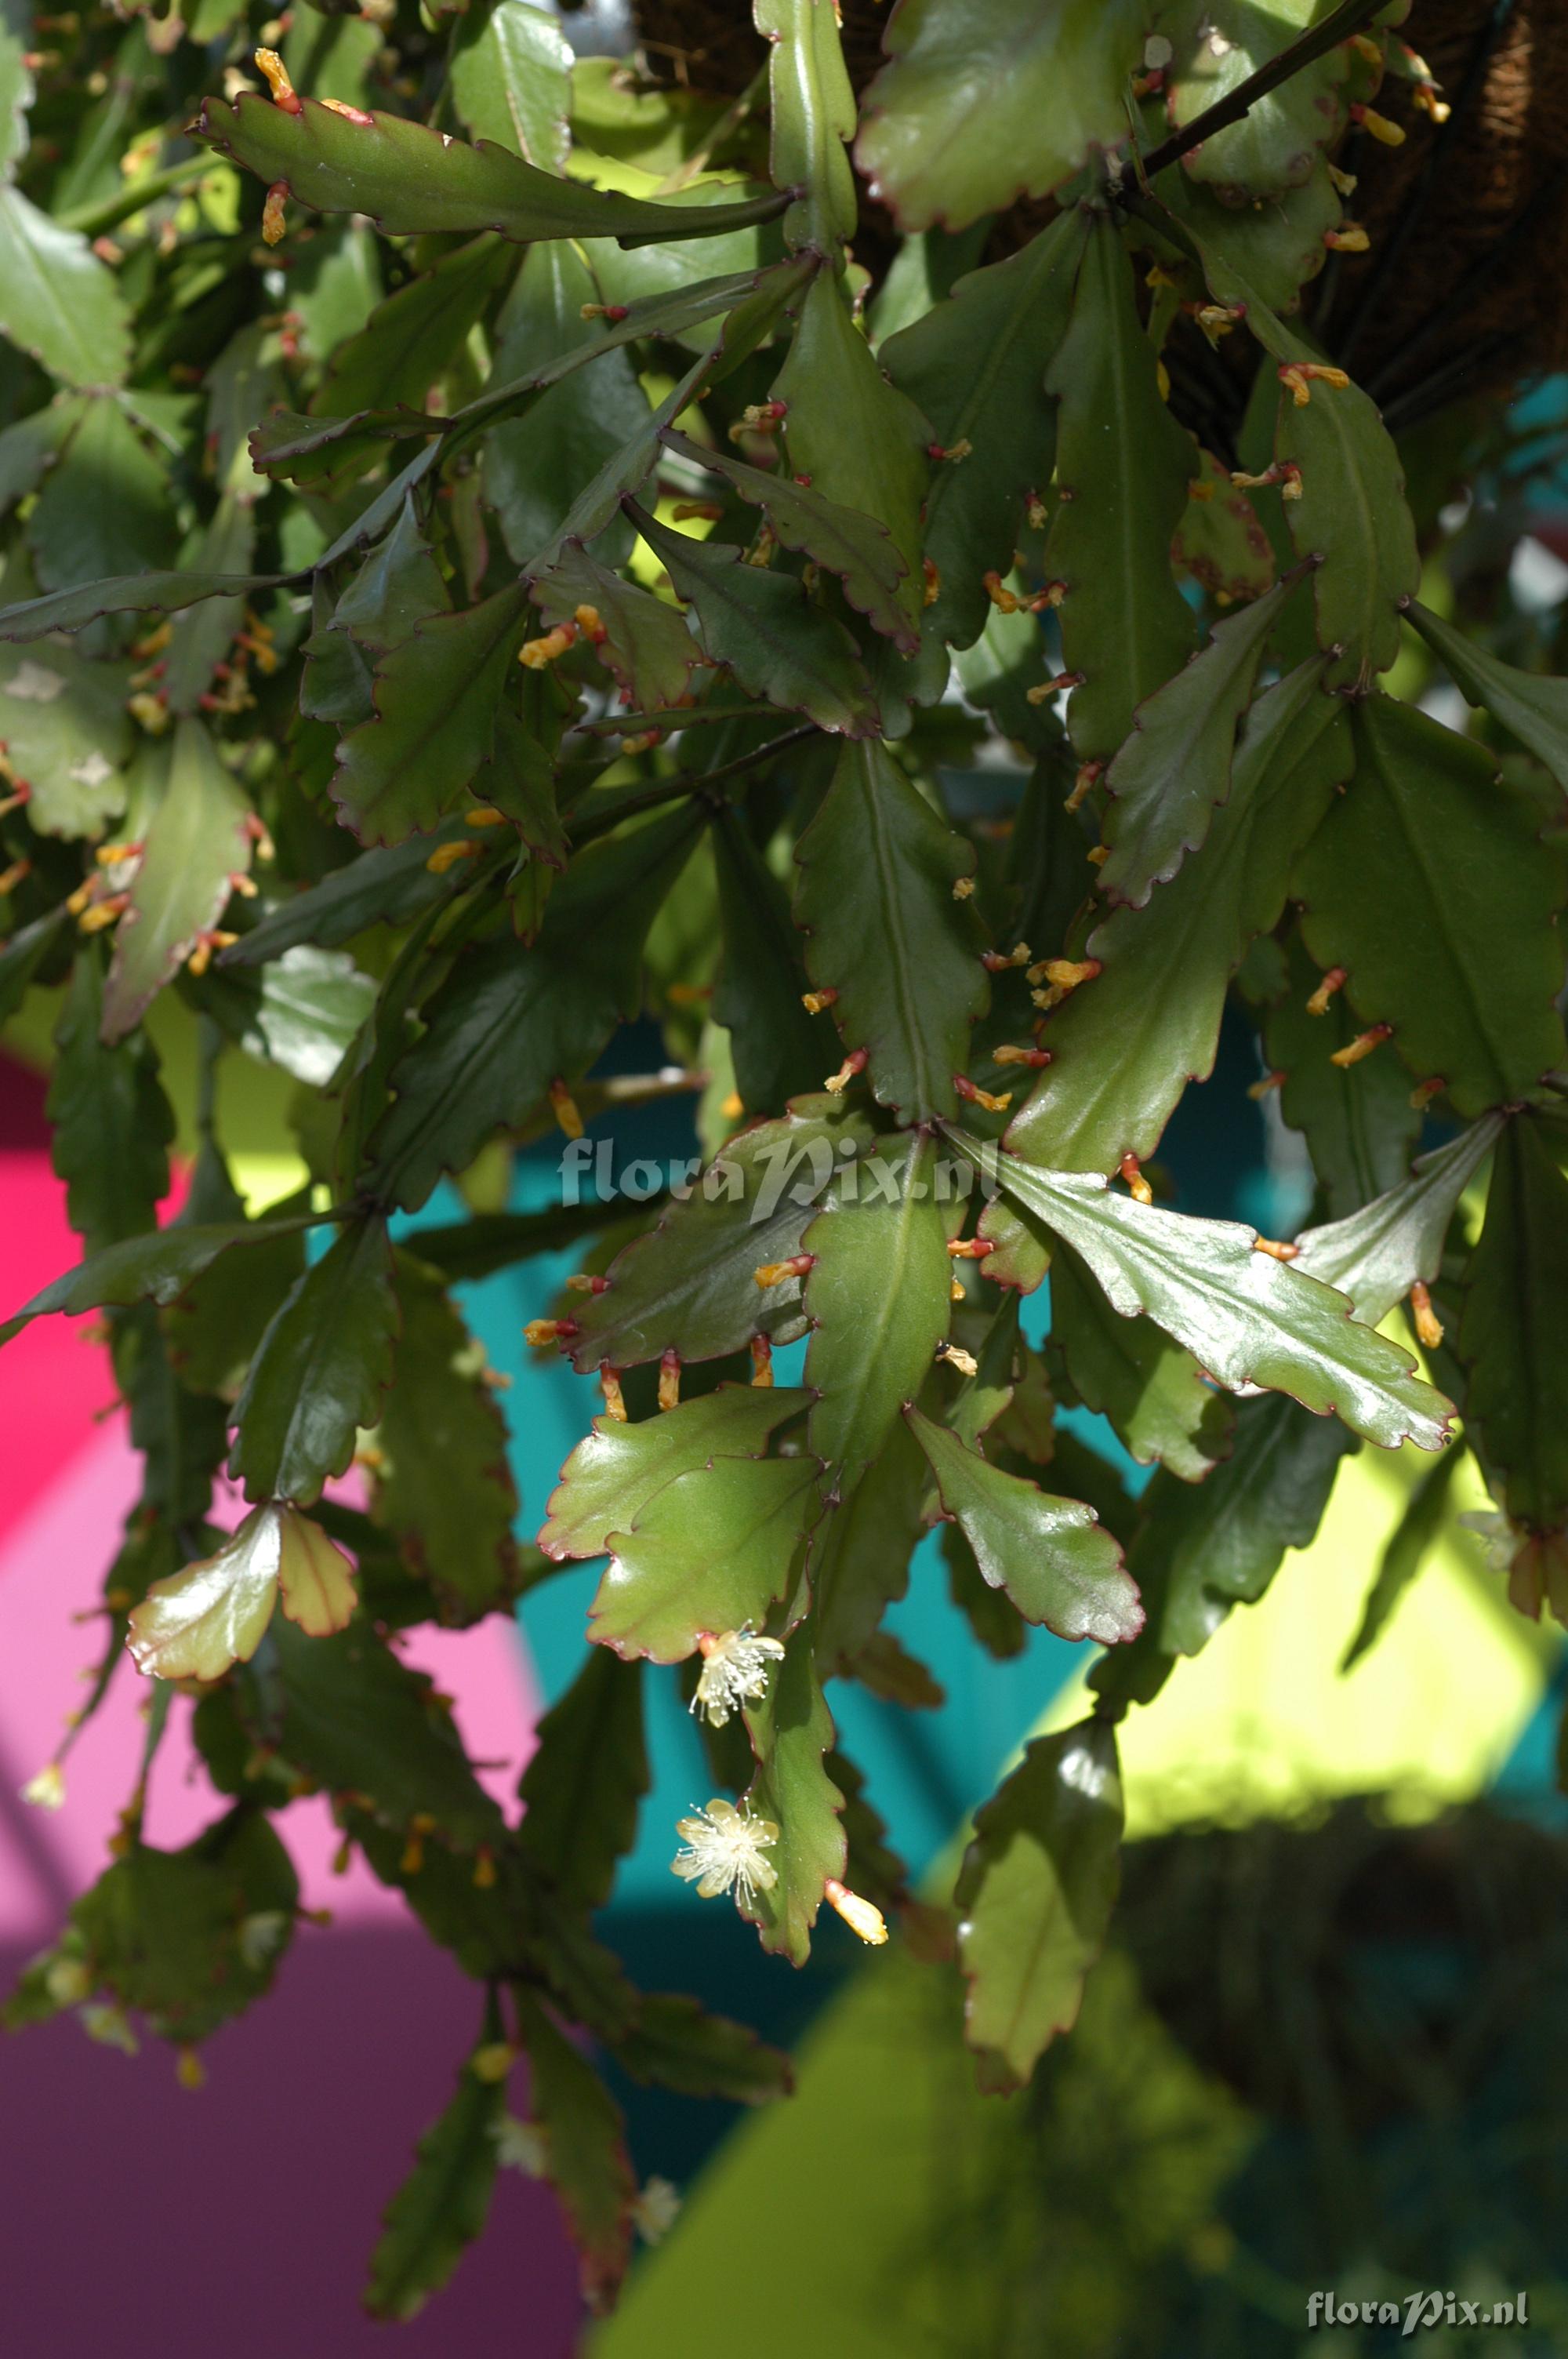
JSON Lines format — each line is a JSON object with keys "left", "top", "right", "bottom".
{"left": 558, "top": 1129, "right": 1004, "bottom": 1221}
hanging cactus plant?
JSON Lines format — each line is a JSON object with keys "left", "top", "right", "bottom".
{"left": 2, "top": 0, "right": 1566, "bottom": 2319}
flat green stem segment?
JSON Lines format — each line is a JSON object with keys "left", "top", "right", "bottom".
{"left": 1047, "top": 213, "right": 1195, "bottom": 760}
{"left": 793, "top": 736, "right": 988, "bottom": 1123}
{"left": 757, "top": 0, "right": 857, "bottom": 255}
{"left": 960, "top": 1137, "right": 1454, "bottom": 1450}
{"left": 197, "top": 93, "right": 789, "bottom": 247}
{"left": 1294, "top": 696, "right": 1568, "bottom": 1116}
{"left": 909, "top": 1406, "right": 1142, "bottom": 1642}
{"left": 955, "top": 1718, "right": 1123, "bottom": 2091}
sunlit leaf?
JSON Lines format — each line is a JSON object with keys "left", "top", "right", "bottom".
{"left": 956, "top": 1718, "right": 1123, "bottom": 2090}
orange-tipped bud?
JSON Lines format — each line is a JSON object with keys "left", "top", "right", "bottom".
{"left": 1247, "top": 1070, "right": 1286, "bottom": 1100}
{"left": 981, "top": 943, "right": 1033, "bottom": 973}
{"left": 564, "top": 1272, "right": 611, "bottom": 1296}
{"left": 1350, "top": 102, "right": 1406, "bottom": 146}
{"left": 992, "top": 1044, "right": 1053, "bottom": 1069}
{"left": 952, "top": 874, "right": 975, "bottom": 900}
{"left": 823, "top": 1877, "right": 887, "bottom": 1946}
{"left": 1278, "top": 362, "right": 1352, "bottom": 406}
{"left": 1253, "top": 1235, "right": 1300, "bottom": 1263}
{"left": 524, "top": 1318, "right": 579, "bottom": 1349}
{"left": 1410, "top": 1076, "right": 1446, "bottom": 1110}
{"left": 1119, "top": 1154, "right": 1153, "bottom": 1207}
{"left": 1306, "top": 965, "right": 1347, "bottom": 1016}
{"left": 1064, "top": 761, "right": 1103, "bottom": 816}
{"left": 750, "top": 1334, "right": 774, "bottom": 1388}
{"left": 549, "top": 1078, "right": 584, "bottom": 1141}
{"left": 953, "top": 1076, "right": 1012, "bottom": 1114}
{"left": 260, "top": 181, "right": 289, "bottom": 247}
{"left": 801, "top": 987, "right": 838, "bottom": 1015}
{"left": 183, "top": 928, "right": 238, "bottom": 977}
{"left": 754, "top": 1256, "right": 814, "bottom": 1291}
{"left": 658, "top": 1351, "right": 681, "bottom": 1413}
{"left": 1025, "top": 671, "right": 1085, "bottom": 707}
{"left": 600, "top": 1367, "right": 628, "bottom": 1423}
{"left": 1323, "top": 224, "right": 1370, "bottom": 253}
{"left": 1027, "top": 957, "right": 1100, "bottom": 994}
{"left": 947, "top": 1238, "right": 995, "bottom": 1260}
{"left": 672, "top": 500, "right": 725, "bottom": 523}
{"left": 78, "top": 892, "right": 129, "bottom": 936}
{"left": 426, "top": 839, "right": 481, "bottom": 875}
{"left": 574, "top": 604, "right": 608, "bottom": 645}
{"left": 465, "top": 806, "right": 509, "bottom": 828}
{"left": 825, "top": 1048, "right": 868, "bottom": 1095}
{"left": 254, "top": 47, "right": 300, "bottom": 110}
{"left": 519, "top": 623, "right": 577, "bottom": 670}
{"left": 0, "top": 857, "right": 31, "bottom": 897}
{"left": 1409, "top": 1281, "right": 1444, "bottom": 1350}
{"left": 922, "top": 558, "right": 941, "bottom": 607}
{"left": 982, "top": 571, "right": 1022, "bottom": 614}
{"left": 1330, "top": 1023, "right": 1392, "bottom": 1070}
{"left": 727, "top": 402, "right": 786, "bottom": 445}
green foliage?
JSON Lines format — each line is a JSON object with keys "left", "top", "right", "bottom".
{"left": 366, "top": 2028, "right": 506, "bottom": 2322}
{"left": 955, "top": 1717, "right": 1124, "bottom": 2091}
{"left": 3, "top": 0, "right": 1564, "bottom": 2317}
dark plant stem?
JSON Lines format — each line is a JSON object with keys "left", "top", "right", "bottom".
{"left": 566, "top": 723, "right": 818, "bottom": 845}
{"left": 60, "top": 151, "right": 208, "bottom": 237}
{"left": 1138, "top": 0, "right": 1389, "bottom": 183}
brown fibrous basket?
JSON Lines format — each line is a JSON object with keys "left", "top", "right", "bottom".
{"left": 631, "top": 0, "right": 1568, "bottom": 413}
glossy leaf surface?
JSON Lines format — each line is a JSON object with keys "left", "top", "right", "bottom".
{"left": 971, "top": 1143, "right": 1453, "bottom": 1450}
{"left": 909, "top": 1405, "right": 1141, "bottom": 1643}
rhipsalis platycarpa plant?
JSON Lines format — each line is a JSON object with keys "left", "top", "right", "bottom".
{"left": 3, "top": 0, "right": 1566, "bottom": 2317}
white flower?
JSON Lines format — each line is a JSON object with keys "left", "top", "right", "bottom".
{"left": 237, "top": 1910, "right": 289, "bottom": 1971}
{"left": 492, "top": 2114, "right": 549, "bottom": 2176}
{"left": 689, "top": 1626, "right": 786, "bottom": 1728}
{"left": 671, "top": 1798, "right": 779, "bottom": 1908}
{"left": 630, "top": 2175, "right": 681, "bottom": 2245}
{"left": 20, "top": 1761, "right": 65, "bottom": 1811}
{"left": 79, "top": 2003, "right": 139, "bottom": 2056}
{"left": 44, "top": 1954, "right": 91, "bottom": 2007}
